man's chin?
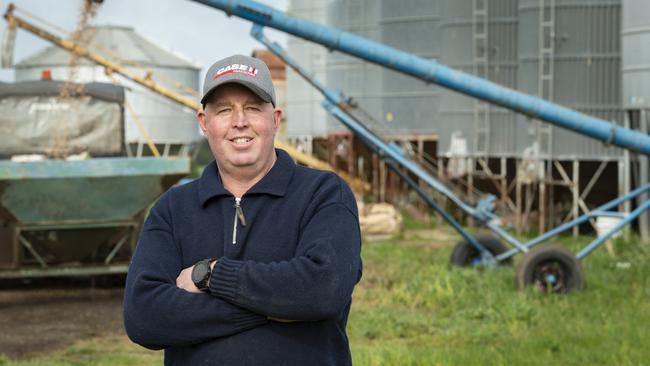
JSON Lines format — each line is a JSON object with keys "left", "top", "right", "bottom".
{"left": 226, "top": 158, "right": 257, "bottom": 168}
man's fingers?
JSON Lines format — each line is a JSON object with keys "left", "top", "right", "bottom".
{"left": 175, "top": 266, "right": 203, "bottom": 293}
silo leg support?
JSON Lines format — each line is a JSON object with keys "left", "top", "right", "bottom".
{"left": 17, "top": 235, "right": 47, "bottom": 268}
{"left": 104, "top": 231, "right": 131, "bottom": 265}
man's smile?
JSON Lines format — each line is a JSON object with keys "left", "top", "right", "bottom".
{"left": 229, "top": 136, "right": 254, "bottom": 145}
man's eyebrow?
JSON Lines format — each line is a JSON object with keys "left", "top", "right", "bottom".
{"left": 211, "top": 101, "right": 233, "bottom": 108}
{"left": 211, "top": 99, "right": 265, "bottom": 107}
{"left": 245, "top": 99, "right": 265, "bottom": 105}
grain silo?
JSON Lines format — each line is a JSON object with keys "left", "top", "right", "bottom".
{"left": 14, "top": 25, "right": 201, "bottom": 157}
{"left": 282, "top": 0, "right": 645, "bottom": 234}
{"left": 285, "top": 0, "right": 329, "bottom": 154}
{"left": 327, "top": 0, "right": 383, "bottom": 132}
{"left": 321, "top": 0, "right": 442, "bottom": 203}
{"left": 516, "top": 0, "right": 623, "bottom": 160}
{"left": 438, "top": 0, "right": 519, "bottom": 158}
{"left": 377, "top": 0, "right": 441, "bottom": 137}
{"left": 513, "top": 0, "right": 625, "bottom": 233}
{"left": 622, "top": 0, "right": 650, "bottom": 239}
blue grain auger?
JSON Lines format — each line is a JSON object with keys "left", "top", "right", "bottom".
{"left": 191, "top": 0, "right": 650, "bottom": 293}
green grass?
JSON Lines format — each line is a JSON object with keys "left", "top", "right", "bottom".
{"left": 349, "top": 231, "right": 650, "bottom": 365}
{"left": 0, "top": 336, "right": 162, "bottom": 366}
{"left": 2, "top": 228, "right": 648, "bottom": 366}
{"left": 401, "top": 210, "right": 436, "bottom": 230}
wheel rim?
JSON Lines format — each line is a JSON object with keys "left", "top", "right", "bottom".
{"left": 464, "top": 248, "right": 481, "bottom": 266}
{"left": 532, "top": 261, "right": 567, "bottom": 293}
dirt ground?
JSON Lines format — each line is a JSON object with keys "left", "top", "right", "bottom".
{"left": 0, "top": 278, "right": 127, "bottom": 360}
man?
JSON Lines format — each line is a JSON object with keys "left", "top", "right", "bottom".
{"left": 123, "top": 54, "right": 362, "bottom": 365}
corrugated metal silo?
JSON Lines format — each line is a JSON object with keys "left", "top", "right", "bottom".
{"left": 326, "top": 0, "right": 383, "bottom": 133}
{"left": 285, "top": 0, "right": 329, "bottom": 141}
{"left": 485, "top": 0, "right": 519, "bottom": 158}
{"left": 622, "top": 0, "right": 650, "bottom": 109}
{"left": 622, "top": 0, "right": 650, "bottom": 239}
{"left": 516, "top": 0, "right": 623, "bottom": 160}
{"left": 437, "top": 0, "right": 519, "bottom": 158}
{"left": 378, "top": 0, "right": 441, "bottom": 136}
{"left": 14, "top": 26, "right": 201, "bottom": 153}
{"left": 438, "top": 1, "right": 477, "bottom": 158}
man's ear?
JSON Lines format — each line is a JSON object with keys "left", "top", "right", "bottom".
{"left": 273, "top": 108, "right": 283, "bottom": 130}
{"left": 197, "top": 108, "right": 208, "bottom": 133}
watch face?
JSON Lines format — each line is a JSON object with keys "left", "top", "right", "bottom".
{"left": 192, "top": 261, "right": 208, "bottom": 283}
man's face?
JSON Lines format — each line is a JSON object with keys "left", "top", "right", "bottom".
{"left": 198, "top": 83, "right": 282, "bottom": 176}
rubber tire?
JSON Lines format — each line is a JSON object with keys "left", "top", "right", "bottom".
{"left": 515, "top": 245, "right": 584, "bottom": 294}
{"left": 449, "top": 235, "right": 512, "bottom": 267}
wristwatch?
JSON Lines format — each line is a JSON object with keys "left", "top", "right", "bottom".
{"left": 191, "top": 258, "right": 215, "bottom": 292}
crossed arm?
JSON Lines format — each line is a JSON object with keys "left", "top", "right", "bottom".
{"left": 124, "top": 197, "right": 362, "bottom": 348}
{"left": 122, "top": 224, "right": 268, "bottom": 349}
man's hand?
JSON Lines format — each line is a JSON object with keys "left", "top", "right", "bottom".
{"left": 176, "top": 265, "right": 202, "bottom": 293}
{"left": 176, "top": 260, "right": 216, "bottom": 293}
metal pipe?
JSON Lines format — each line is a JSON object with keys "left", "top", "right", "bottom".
{"left": 496, "top": 182, "right": 650, "bottom": 260}
{"left": 191, "top": 0, "right": 650, "bottom": 156}
{"left": 576, "top": 198, "right": 650, "bottom": 259}
{"left": 254, "top": 26, "right": 477, "bottom": 211}
{"left": 383, "top": 158, "right": 490, "bottom": 258}
{"left": 639, "top": 110, "right": 649, "bottom": 241}
{"left": 323, "top": 100, "right": 477, "bottom": 215}
{"left": 255, "top": 26, "right": 535, "bottom": 256}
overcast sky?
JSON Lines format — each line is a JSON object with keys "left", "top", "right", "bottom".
{"left": 0, "top": 0, "right": 289, "bottom": 84}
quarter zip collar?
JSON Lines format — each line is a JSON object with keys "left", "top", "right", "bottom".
{"left": 198, "top": 149, "right": 296, "bottom": 207}
{"left": 198, "top": 160, "right": 231, "bottom": 206}
{"left": 246, "top": 149, "right": 295, "bottom": 197}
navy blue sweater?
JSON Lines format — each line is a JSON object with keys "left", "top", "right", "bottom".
{"left": 123, "top": 149, "right": 362, "bottom": 365}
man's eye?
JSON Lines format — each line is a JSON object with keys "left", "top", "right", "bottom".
{"left": 217, "top": 108, "right": 231, "bottom": 114}
{"left": 245, "top": 106, "right": 261, "bottom": 112}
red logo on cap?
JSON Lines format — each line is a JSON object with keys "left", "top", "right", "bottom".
{"left": 213, "top": 64, "right": 258, "bottom": 80}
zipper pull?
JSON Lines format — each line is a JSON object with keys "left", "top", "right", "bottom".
{"left": 236, "top": 204, "right": 246, "bottom": 226}
{"left": 232, "top": 197, "right": 246, "bottom": 245}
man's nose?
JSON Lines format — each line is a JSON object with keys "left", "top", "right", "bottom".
{"left": 231, "top": 107, "right": 248, "bottom": 128}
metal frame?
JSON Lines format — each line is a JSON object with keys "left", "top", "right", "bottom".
{"left": 326, "top": 88, "right": 650, "bottom": 265}
{"left": 473, "top": 0, "right": 490, "bottom": 158}
{"left": 469, "top": 0, "right": 491, "bottom": 211}
{"left": 0, "top": 221, "right": 139, "bottom": 278}
{"left": 0, "top": 265, "right": 130, "bottom": 279}
{"left": 638, "top": 109, "right": 650, "bottom": 240}
{"left": 536, "top": 0, "right": 555, "bottom": 233}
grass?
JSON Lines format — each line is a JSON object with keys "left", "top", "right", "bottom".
{"left": 0, "top": 336, "right": 161, "bottom": 366}
{"left": 349, "top": 230, "right": 650, "bottom": 365}
{"left": 2, "top": 225, "right": 649, "bottom": 366}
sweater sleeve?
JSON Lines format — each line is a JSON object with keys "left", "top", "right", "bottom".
{"left": 123, "top": 194, "right": 268, "bottom": 349}
{"left": 209, "top": 188, "right": 363, "bottom": 321}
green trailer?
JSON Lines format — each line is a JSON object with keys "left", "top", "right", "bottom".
{"left": 0, "top": 80, "right": 190, "bottom": 278}
{"left": 0, "top": 157, "right": 188, "bottom": 278}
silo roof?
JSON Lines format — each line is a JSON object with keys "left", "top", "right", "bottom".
{"left": 0, "top": 80, "right": 125, "bottom": 103}
{"left": 16, "top": 25, "right": 200, "bottom": 70}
